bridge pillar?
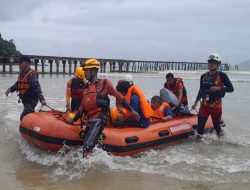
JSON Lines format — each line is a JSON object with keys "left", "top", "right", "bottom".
{"left": 73, "top": 60, "right": 77, "bottom": 73}
{"left": 62, "top": 60, "right": 66, "bottom": 74}
{"left": 34, "top": 59, "right": 39, "bottom": 72}
{"left": 49, "top": 59, "right": 53, "bottom": 73}
{"left": 2, "top": 57, "right": 6, "bottom": 73}
{"left": 55, "top": 59, "right": 60, "bottom": 73}
{"left": 68, "top": 60, "right": 72, "bottom": 75}
{"left": 41, "top": 59, "right": 45, "bottom": 74}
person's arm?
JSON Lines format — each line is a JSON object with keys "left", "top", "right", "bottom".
{"left": 162, "top": 107, "right": 173, "bottom": 121}
{"left": 164, "top": 82, "right": 168, "bottom": 88}
{"left": 191, "top": 75, "right": 204, "bottom": 110}
{"left": 177, "top": 82, "right": 183, "bottom": 103}
{"left": 66, "top": 80, "right": 72, "bottom": 113}
{"left": 220, "top": 72, "right": 234, "bottom": 93}
{"left": 106, "top": 80, "right": 139, "bottom": 118}
{"left": 5, "top": 81, "right": 18, "bottom": 96}
{"left": 207, "top": 72, "right": 234, "bottom": 93}
{"left": 123, "top": 94, "right": 140, "bottom": 121}
{"left": 106, "top": 80, "right": 124, "bottom": 103}
{"left": 66, "top": 99, "right": 86, "bottom": 124}
{"left": 9, "top": 82, "right": 18, "bottom": 92}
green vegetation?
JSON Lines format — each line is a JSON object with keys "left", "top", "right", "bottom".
{"left": 0, "top": 33, "right": 21, "bottom": 57}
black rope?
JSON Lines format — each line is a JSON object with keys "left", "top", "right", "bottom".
{"left": 39, "top": 104, "right": 63, "bottom": 113}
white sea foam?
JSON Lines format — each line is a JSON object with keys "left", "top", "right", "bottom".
{"left": 16, "top": 132, "right": 250, "bottom": 183}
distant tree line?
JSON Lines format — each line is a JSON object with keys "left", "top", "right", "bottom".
{"left": 0, "top": 33, "right": 21, "bottom": 57}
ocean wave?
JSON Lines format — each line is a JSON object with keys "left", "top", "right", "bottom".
{"left": 17, "top": 131, "right": 250, "bottom": 183}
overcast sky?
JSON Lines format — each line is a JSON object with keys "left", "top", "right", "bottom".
{"left": 1, "top": 0, "right": 250, "bottom": 64}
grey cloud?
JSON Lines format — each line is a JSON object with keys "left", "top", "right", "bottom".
{"left": 0, "top": 0, "right": 46, "bottom": 21}
{"left": 1, "top": 0, "right": 250, "bottom": 64}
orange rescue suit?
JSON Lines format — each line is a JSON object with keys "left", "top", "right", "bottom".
{"left": 81, "top": 79, "right": 124, "bottom": 120}
{"left": 66, "top": 78, "right": 84, "bottom": 106}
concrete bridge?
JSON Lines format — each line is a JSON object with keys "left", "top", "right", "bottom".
{"left": 0, "top": 55, "right": 230, "bottom": 74}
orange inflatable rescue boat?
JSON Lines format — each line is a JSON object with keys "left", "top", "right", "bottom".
{"left": 19, "top": 110, "right": 215, "bottom": 156}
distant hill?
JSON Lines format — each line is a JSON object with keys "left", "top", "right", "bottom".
{"left": 0, "top": 33, "right": 21, "bottom": 57}
{"left": 238, "top": 59, "right": 250, "bottom": 69}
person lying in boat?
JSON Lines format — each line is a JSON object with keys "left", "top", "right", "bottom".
{"left": 115, "top": 80, "right": 153, "bottom": 127}
{"left": 66, "top": 66, "right": 86, "bottom": 114}
{"left": 65, "top": 59, "right": 139, "bottom": 157}
{"left": 150, "top": 96, "right": 173, "bottom": 122}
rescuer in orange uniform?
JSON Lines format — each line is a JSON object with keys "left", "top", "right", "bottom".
{"left": 66, "top": 67, "right": 86, "bottom": 113}
{"left": 65, "top": 59, "right": 139, "bottom": 157}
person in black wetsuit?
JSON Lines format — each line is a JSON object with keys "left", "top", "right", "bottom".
{"left": 191, "top": 53, "right": 234, "bottom": 139}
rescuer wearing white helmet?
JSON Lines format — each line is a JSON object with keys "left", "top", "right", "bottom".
{"left": 192, "top": 53, "right": 234, "bottom": 139}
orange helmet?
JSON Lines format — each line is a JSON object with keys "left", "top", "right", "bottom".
{"left": 75, "top": 67, "right": 85, "bottom": 79}
{"left": 83, "top": 59, "right": 100, "bottom": 69}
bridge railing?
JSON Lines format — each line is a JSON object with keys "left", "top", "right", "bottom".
{"left": 0, "top": 55, "right": 230, "bottom": 74}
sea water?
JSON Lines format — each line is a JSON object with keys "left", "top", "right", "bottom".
{"left": 0, "top": 70, "right": 250, "bottom": 190}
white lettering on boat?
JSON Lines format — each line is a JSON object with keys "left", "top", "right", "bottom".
{"left": 34, "top": 126, "right": 41, "bottom": 132}
{"left": 170, "top": 123, "right": 191, "bottom": 133}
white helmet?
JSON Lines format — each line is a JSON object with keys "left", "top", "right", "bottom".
{"left": 123, "top": 74, "right": 133, "bottom": 83}
{"left": 208, "top": 53, "right": 221, "bottom": 63}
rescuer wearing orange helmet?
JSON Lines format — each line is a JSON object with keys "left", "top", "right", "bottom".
{"left": 66, "top": 66, "right": 86, "bottom": 113}
{"left": 65, "top": 59, "right": 139, "bottom": 157}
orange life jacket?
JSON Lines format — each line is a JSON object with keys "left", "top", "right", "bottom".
{"left": 152, "top": 102, "right": 170, "bottom": 119}
{"left": 110, "top": 107, "right": 129, "bottom": 121}
{"left": 17, "top": 69, "right": 37, "bottom": 96}
{"left": 125, "top": 85, "right": 153, "bottom": 118}
{"left": 82, "top": 79, "right": 108, "bottom": 118}
{"left": 165, "top": 77, "right": 188, "bottom": 105}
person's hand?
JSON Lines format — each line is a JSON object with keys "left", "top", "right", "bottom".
{"left": 162, "top": 116, "right": 172, "bottom": 121}
{"left": 64, "top": 117, "right": 74, "bottom": 124}
{"left": 191, "top": 102, "right": 197, "bottom": 110}
{"left": 41, "top": 100, "right": 47, "bottom": 106}
{"left": 162, "top": 117, "right": 169, "bottom": 121}
{"left": 5, "top": 88, "right": 10, "bottom": 96}
{"left": 131, "top": 110, "right": 140, "bottom": 121}
{"left": 209, "top": 86, "right": 221, "bottom": 92}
